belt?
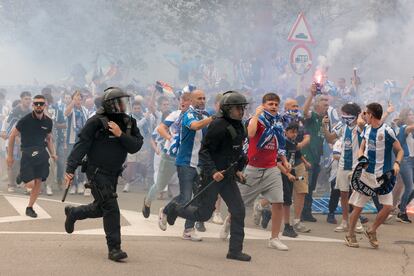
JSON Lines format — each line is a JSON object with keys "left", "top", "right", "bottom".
{"left": 88, "top": 164, "right": 123, "bottom": 177}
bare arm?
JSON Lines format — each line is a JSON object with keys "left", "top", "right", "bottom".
{"left": 247, "top": 105, "right": 264, "bottom": 138}
{"left": 303, "top": 84, "right": 317, "bottom": 119}
{"left": 405, "top": 124, "right": 414, "bottom": 134}
{"left": 7, "top": 127, "right": 19, "bottom": 158}
{"left": 393, "top": 140, "right": 404, "bottom": 175}
{"left": 297, "top": 134, "right": 310, "bottom": 150}
{"left": 64, "top": 101, "right": 75, "bottom": 117}
{"left": 189, "top": 117, "right": 213, "bottom": 131}
{"left": 150, "top": 138, "right": 160, "bottom": 155}
{"left": 46, "top": 133, "right": 56, "bottom": 158}
{"left": 358, "top": 139, "right": 366, "bottom": 158}
{"left": 247, "top": 116, "right": 259, "bottom": 138}
{"left": 157, "top": 122, "right": 172, "bottom": 140}
{"left": 393, "top": 141, "right": 404, "bottom": 164}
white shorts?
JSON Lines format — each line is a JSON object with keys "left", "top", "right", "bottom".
{"left": 335, "top": 167, "right": 352, "bottom": 192}
{"left": 349, "top": 191, "right": 393, "bottom": 208}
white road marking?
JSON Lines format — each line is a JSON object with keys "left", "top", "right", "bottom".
{"left": 0, "top": 193, "right": 342, "bottom": 243}
{"left": 0, "top": 196, "right": 51, "bottom": 224}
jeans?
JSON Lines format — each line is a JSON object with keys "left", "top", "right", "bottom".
{"left": 302, "top": 163, "right": 321, "bottom": 216}
{"left": 56, "top": 141, "right": 65, "bottom": 183}
{"left": 66, "top": 143, "right": 85, "bottom": 187}
{"left": 164, "top": 165, "right": 198, "bottom": 229}
{"left": 399, "top": 156, "right": 414, "bottom": 213}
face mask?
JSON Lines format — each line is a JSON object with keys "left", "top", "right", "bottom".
{"left": 342, "top": 115, "right": 356, "bottom": 126}
{"left": 286, "top": 109, "right": 300, "bottom": 117}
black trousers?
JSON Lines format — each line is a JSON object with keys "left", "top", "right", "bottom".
{"left": 70, "top": 169, "right": 121, "bottom": 251}
{"left": 174, "top": 173, "right": 245, "bottom": 253}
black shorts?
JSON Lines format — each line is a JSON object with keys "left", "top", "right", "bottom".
{"left": 282, "top": 174, "right": 293, "bottom": 206}
{"left": 20, "top": 149, "right": 50, "bottom": 183}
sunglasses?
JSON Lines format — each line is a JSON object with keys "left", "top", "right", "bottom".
{"left": 33, "top": 102, "right": 45, "bottom": 107}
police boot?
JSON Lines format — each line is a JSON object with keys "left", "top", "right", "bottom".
{"left": 64, "top": 206, "right": 76, "bottom": 234}
{"left": 226, "top": 251, "right": 252, "bottom": 262}
{"left": 166, "top": 202, "right": 179, "bottom": 226}
{"left": 108, "top": 248, "right": 128, "bottom": 262}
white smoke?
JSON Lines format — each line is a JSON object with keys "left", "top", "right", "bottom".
{"left": 317, "top": 20, "right": 378, "bottom": 71}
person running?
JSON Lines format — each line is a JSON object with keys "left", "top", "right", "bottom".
{"left": 7, "top": 95, "right": 56, "bottom": 217}
{"left": 223, "top": 92, "right": 291, "bottom": 251}
{"left": 158, "top": 89, "right": 213, "bottom": 241}
{"left": 345, "top": 103, "right": 403, "bottom": 248}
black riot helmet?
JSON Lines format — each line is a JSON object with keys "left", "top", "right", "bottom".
{"left": 219, "top": 90, "right": 249, "bottom": 120}
{"left": 101, "top": 87, "right": 131, "bottom": 114}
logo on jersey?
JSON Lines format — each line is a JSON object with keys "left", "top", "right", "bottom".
{"left": 367, "top": 139, "right": 376, "bottom": 151}
{"left": 344, "top": 137, "right": 352, "bottom": 150}
{"left": 378, "top": 134, "right": 384, "bottom": 141}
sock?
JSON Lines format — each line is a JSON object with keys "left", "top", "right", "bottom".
{"left": 293, "top": 218, "right": 300, "bottom": 225}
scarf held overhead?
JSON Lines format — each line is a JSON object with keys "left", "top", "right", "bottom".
{"left": 257, "top": 110, "right": 286, "bottom": 155}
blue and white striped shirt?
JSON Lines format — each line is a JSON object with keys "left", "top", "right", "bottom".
{"left": 363, "top": 124, "right": 397, "bottom": 177}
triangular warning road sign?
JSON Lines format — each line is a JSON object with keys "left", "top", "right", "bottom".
{"left": 288, "top": 12, "right": 315, "bottom": 44}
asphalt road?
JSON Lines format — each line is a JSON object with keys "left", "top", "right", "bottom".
{"left": 0, "top": 184, "right": 412, "bottom": 276}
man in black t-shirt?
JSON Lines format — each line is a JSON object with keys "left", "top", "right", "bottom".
{"left": 7, "top": 95, "right": 57, "bottom": 218}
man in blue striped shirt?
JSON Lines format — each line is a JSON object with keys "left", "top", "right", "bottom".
{"left": 346, "top": 103, "right": 403, "bottom": 248}
{"left": 159, "top": 90, "right": 214, "bottom": 241}
{"left": 325, "top": 103, "right": 364, "bottom": 232}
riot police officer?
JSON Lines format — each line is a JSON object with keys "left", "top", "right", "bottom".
{"left": 64, "top": 87, "right": 143, "bottom": 262}
{"left": 162, "top": 91, "right": 251, "bottom": 261}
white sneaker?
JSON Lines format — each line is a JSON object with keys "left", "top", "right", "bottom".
{"left": 158, "top": 207, "right": 167, "bottom": 231}
{"left": 7, "top": 187, "right": 15, "bottom": 193}
{"left": 69, "top": 185, "right": 76, "bottom": 195}
{"left": 123, "top": 183, "right": 130, "bottom": 193}
{"left": 335, "top": 220, "right": 349, "bottom": 232}
{"left": 293, "top": 221, "right": 311, "bottom": 233}
{"left": 46, "top": 185, "right": 53, "bottom": 196}
{"left": 83, "top": 188, "right": 91, "bottom": 197}
{"left": 220, "top": 216, "right": 231, "bottom": 240}
{"left": 182, "top": 229, "right": 203, "bottom": 242}
{"left": 268, "top": 238, "right": 289, "bottom": 251}
{"left": 355, "top": 220, "right": 364, "bottom": 234}
{"left": 212, "top": 211, "right": 224, "bottom": 225}
{"left": 77, "top": 184, "right": 85, "bottom": 194}
{"left": 384, "top": 214, "right": 394, "bottom": 225}
{"left": 253, "top": 199, "right": 263, "bottom": 225}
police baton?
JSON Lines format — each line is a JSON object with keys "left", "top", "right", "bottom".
{"left": 183, "top": 161, "right": 239, "bottom": 209}
{"left": 61, "top": 185, "right": 70, "bottom": 203}
{"left": 61, "top": 176, "right": 73, "bottom": 202}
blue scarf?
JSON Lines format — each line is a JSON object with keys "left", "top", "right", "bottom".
{"left": 167, "top": 112, "right": 185, "bottom": 157}
{"left": 188, "top": 105, "right": 209, "bottom": 118}
{"left": 257, "top": 110, "right": 286, "bottom": 154}
{"left": 282, "top": 109, "right": 302, "bottom": 128}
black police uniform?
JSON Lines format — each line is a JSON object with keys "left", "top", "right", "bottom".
{"left": 165, "top": 116, "right": 248, "bottom": 257}
{"left": 16, "top": 112, "right": 53, "bottom": 183}
{"left": 65, "top": 111, "right": 143, "bottom": 254}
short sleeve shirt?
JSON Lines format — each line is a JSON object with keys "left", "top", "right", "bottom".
{"left": 16, "top": 112, "right": 53, "bottom": 149}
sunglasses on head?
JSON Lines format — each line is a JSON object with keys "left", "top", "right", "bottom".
{"left": 33, "top": 102, "right": 45, "bottom": 107}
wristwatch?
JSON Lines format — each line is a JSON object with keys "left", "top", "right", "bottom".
{"left": 395, "top": 160, "right": 401, "bottom": 166}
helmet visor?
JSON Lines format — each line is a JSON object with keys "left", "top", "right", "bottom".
{"left": 110, "top": 96, "right": 131, "bottom": 114}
